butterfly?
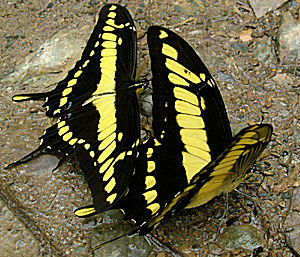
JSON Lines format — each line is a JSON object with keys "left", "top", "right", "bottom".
{"left": 74, "top": 25, "right": 272, "bottom": 247}
{"left": 6, "top": 4, "right": 145, "bottom": 213}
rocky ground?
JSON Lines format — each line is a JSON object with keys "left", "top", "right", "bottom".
{"left": 0, "top": 0, "right": 299, "bottom": 256}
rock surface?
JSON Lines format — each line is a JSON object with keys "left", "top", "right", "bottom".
{"left": 2, "top": 25, "right": 92, "bottom": 89}
{"left": 218, "top": 225, "right": 263, "bottom": 250}
{"left": 92, "top": 224, "right": 151, "bottom": 257}
{"left": 285, "top": 187, "right": 300, "bottom": 255}
{"left": 0, "top": 199, "right": 40, "bottom": 257}
{"left": 248, "top": 0, "right": 289, "bottom": 18}
{"left": 276, "top": 12, "right": 300, "bottom": 67}
{"left": 254, "top": 37, "right": 277, "bottom": 65}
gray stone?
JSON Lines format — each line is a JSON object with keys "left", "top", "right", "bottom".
{"left": 285, "top": 187, "right": 300, "bottom": 255}
{"left": 217, "top": 71, "right": 236, "bottom": 84}
{"left": 218, "top": 225, "right": 263, "bottom": 250}
{"left": 254, "top": 37, "right": 277, "bottom": 65}
{"left": 276, "top": 12, "right": 300, "bottom": 66}
{"left": 1, "top": 25, "right": 92, "bottom": 89}
{"left": 140, "top": 93, "right": 153, "bottom": 117}
{"left": 91, "top": 222, "right": 152, "bottom": 257}
{"left": 0, "top": 199, "right": 40, "bottom": 257}
{"left": 81, "top": 210, "right": 152, "bottom": 256}
{"left": 271, "top": 73, "right": 294, "bottom": 86}
{"left": 231, "top": 42, "right": 249, "bottom": 53}
{"left": 100, "top": 209, "right": 125, "bottom": 224}
{"left": 248, "top": 0, "right": 288, "bottom": 18}
{"left": 174, "top": 0, "right": 203, "bottom": 16}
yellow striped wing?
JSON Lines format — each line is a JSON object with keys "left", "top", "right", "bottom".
{"left": 9, "top": 4, "right": 140, "bottom": 213}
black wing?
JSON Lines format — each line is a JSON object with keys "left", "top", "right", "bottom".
{"left": 112, "top": 25, "right": 233, "bottom": 231}
{"left": 9, "top": 4, "right": 140, "bottom": 213}
{"left": 149, "top": 26, "right": 232, "bottom": 156}
{"left": 12, "top": 4, "right": 137, "bottom": 117}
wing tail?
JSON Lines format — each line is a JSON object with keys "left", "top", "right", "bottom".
{"left": 12, "top": 92, "right": 50, "bottom": 102}
{"left": 5, "top": 146, "right": 44, "bottom": 169}
{"left": 74, "top": 205, "right": 97, "bottom": 218}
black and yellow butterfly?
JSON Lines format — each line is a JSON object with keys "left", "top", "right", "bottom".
{"left": 7, "top": 4, "right": 144, "bottom": 213}
{"left": 75, "top": 26, "right": 272, "bottom": 244}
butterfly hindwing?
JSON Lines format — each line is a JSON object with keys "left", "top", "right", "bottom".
{"left": 185, "top": 124, "right": 273, "bottom": 208}
{"left": 138, "top": 124, "right": 273, "bottom": 234}
{"left": 115, "top": 139, "right": 188, "bottom": 226}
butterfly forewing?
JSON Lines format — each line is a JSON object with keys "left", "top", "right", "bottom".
{"left": 148, "top": 26, "right": 232, "bottom": 154}
{"left": 46, "top": 4, "right": 137, "bottom": 117}
{"left": 147, "top": 26, "right": 232, "bottom": 185}
{"left": 12, "top": 4, "right": 137, "bottom": 117}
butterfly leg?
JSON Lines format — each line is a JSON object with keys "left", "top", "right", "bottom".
{"left": 214, "top": 193, "right": 229, "bottom": 241}
{"left": 145, "top": 234, "right": 186, "bottom": 257}
{"left": 51, "top": 156, "right": 66, "bottom": 172}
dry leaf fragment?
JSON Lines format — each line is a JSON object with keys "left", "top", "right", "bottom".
{"left": 239, "top": 28, "right": 253, "bottom": 42}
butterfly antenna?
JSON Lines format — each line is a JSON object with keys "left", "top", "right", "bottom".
{"left": 234, "top": 188, "right": 256, "bottom": 198}
{"left": 90, "top": 228, "right": 139, "bottom": 253}
{"left": 145, "top": 234, "right": 185, "bottom": 257}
